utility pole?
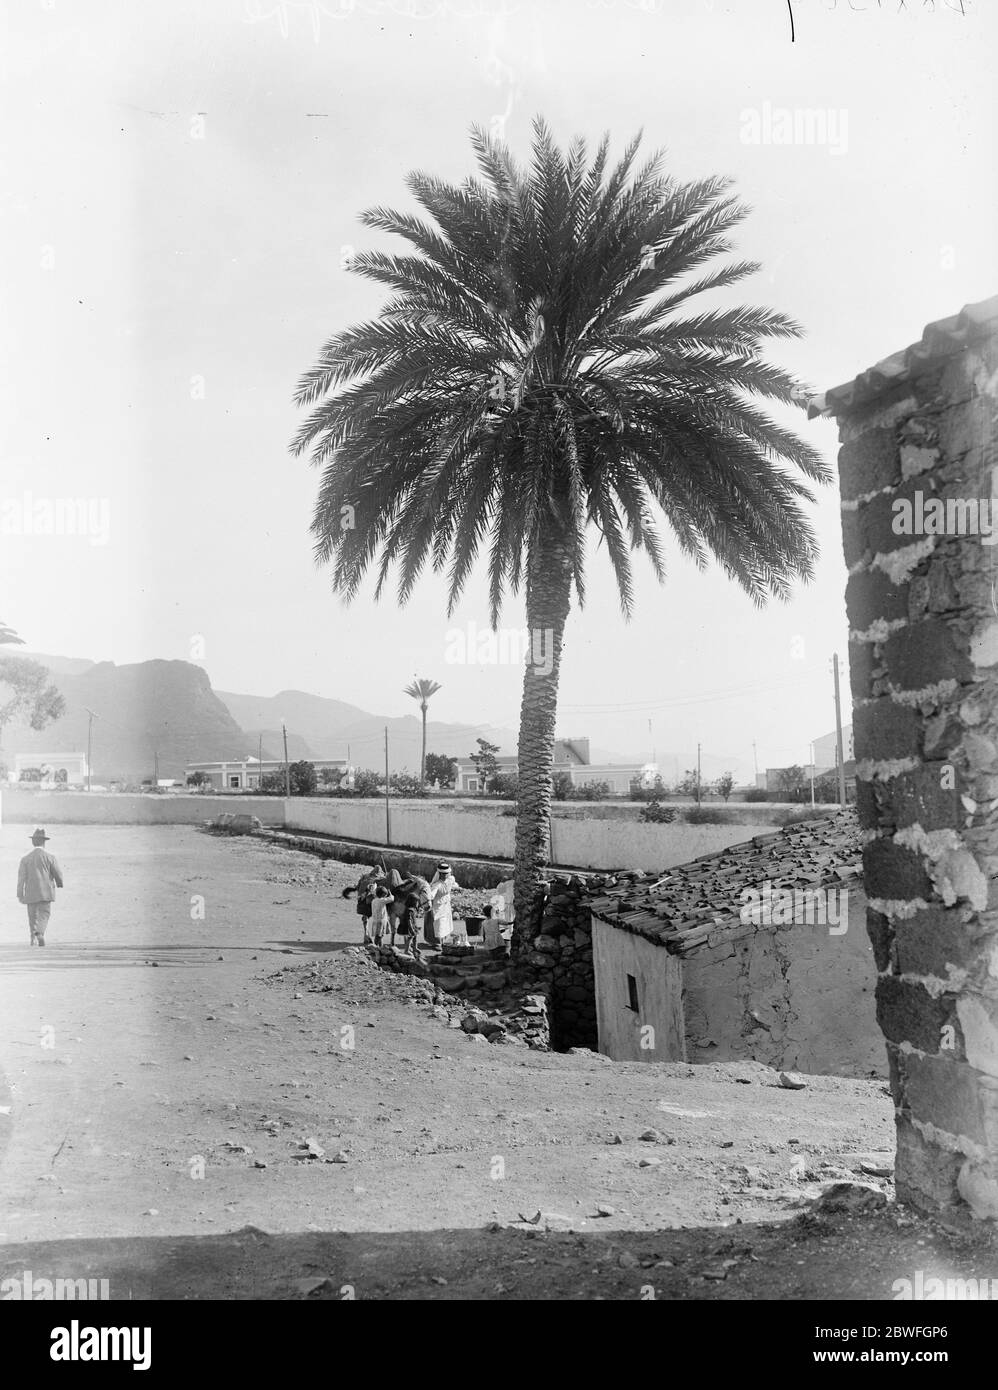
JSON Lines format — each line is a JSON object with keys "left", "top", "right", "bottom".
{"left": 154, "top": 749, "right": 159, "bottom": 786}
{"left": 752, "top": 740, "right": 758, "bottom": 780}
{"left": 809, "top": 741, "right": 816, "bottom": 808}
{"left": 84, "top": 708, "right": 98, "bottom": 791}
{"left": 832, "top": 653, "right": 847, "bottom": 806}
{"left": 282, "top": 722, "right": 291, "bottom": 798}
{"left": 696, "top": 742, "right": 702, "bottom": 806}
{"left": 384, "top": 725, "right": 391, "bottom": 846}
{"left": 258, "top": 732, "right": 263, "bottom": 791}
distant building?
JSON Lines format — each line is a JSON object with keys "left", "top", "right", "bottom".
{"left": 453, "top": 736, "right": 645, "bottom": 796}
{"left": 812, "top": 725, "right": 854, "bottom": 772}
{"left": 13, "top": 752, "right": 88, "bottom": 786}
{"left": 184, "top": 755, "right": 347, "bottom": 791}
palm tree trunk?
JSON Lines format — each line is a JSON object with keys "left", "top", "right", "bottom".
{"left": 512, "top": 541, "right": 573, "bottom": 957}
{"left": 420, "top": 703, "right": 427, "bottom": 788}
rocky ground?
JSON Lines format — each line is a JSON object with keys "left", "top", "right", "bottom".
{"left": 1, "top": 825, "right": 994, "bottom": 1300}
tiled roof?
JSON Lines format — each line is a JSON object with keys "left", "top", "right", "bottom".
{"left": 807, "top": 296, "right": 998, "bottom": 420}
{"left": 588, "top": 809, "right": 862, "bottom": 955}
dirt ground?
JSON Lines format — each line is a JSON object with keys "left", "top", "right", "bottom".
{"left": 1, "top": 825, "right": 994, "bottom": 1300}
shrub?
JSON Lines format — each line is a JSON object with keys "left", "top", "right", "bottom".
{"left": 552, "top": 770, "right": 574, "bottom": 801}
{"left": 639, "top": 799, "right": 675, "bottom": 824}
{"left": 489, "top": 771, "right": 519, "bottom": 799}
{"left": 388, "top": 771, "right": 426, "bottom": 798}
{"left": 573, "top": 779, "right": 611, "bottom": 802}
{"left": 629, "top": 774, "right": 667, "bottom": 802}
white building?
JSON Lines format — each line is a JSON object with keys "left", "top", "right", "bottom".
{"left": 13, "top": 751, "right": 89, "bottom": 785}
{"left": 453, "top": 737, "right": 646, "bottom": 796}
{"left": 185, "top": 755, "right": 347, "bottom": 791}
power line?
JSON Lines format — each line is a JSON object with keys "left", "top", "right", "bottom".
{"left": 559, "top": 672, "right": 822, "bottom": 715}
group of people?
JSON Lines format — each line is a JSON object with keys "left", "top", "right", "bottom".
{"left": 344, "top": 860, "right": 458, "bottom": 956}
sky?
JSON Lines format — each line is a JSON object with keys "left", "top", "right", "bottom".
{"left": 1, "top": 0, "right": 994, "bottom": 779}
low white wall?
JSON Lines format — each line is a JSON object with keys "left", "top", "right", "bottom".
{"left": 285, "top": 798, "right": 769, "bottom": 872}
{"left": 2, "top": 789, "right": 772, "bottom": 872}
{"left": 0, "top": 791, "right": 287, "bottom": 826}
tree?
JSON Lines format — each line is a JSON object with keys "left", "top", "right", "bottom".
{"left": 425, "top": 752, "right": 457, "bottom": 788}
{"left": 186, "top": 771, "right": 210, "bottom": 788}
{"left": 294, "top": 122, "right": 826, "bottom": 954}
{"left": 19, "top": 766, "right": 43, "bottom": 782}
{"left": 552, "top": 769, "right": 574, "bottom": 801}
{"left": 575, "top": 778, "right": 611, "bottom": 802}
{"left": 714, "top": 771, "right": 734, "bottom": 802}
{"left": 0, "top": 655, "right": 66, "bottom": 769}
{"left": 319, "top": 766, "right": 344, "bottom": 787}
{"left": 388, "top": 770, "right": 425, "bottom": 797}
{"left": 490, "top": 770, "right": 519, "bottom": 799}
{"left": 0, "top": 623, "right": 24, "bottom": 647}
{"left": 403, "top": 677, "right": 442, "bottom": 788}
{"left": 775, "top": 764, "right": 806, "bottom": 801}
{"left": 469, "top": 737, "right": 500, "bottom": 793}
{"left": 677, "top": 769, "right": 700, "bottom": 797}
{"left": 289, "top": 760, "right": 317, "bottom": 795}
{"left": 350, "top": 767, "right": 382, "bottom": 797}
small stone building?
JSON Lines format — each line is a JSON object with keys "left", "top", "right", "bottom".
{"left": 589, "top": 811, "right": 885, "bottom": 1076}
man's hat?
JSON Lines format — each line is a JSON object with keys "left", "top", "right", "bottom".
{"left": 31, "top": 828, "right": 50, "bottom": 845}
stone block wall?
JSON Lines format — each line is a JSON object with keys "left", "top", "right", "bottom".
{"left": 834, "top": 312, "right": 998, "bottom": 1222}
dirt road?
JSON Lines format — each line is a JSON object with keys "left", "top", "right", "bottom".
{"left": 1, "top": 826, "right": 992, "bottom": 1299}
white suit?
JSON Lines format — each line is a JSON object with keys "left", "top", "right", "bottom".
{"left": 430, "top": 871, "right": 456, "bottom": 944}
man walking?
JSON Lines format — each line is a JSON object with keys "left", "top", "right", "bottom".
{"left": 17, "top": 828, "right": 63, "bottom": 947}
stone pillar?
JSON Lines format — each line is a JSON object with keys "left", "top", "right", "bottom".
{"left": 827, "top": 300, "right": 998, "bottom": 1222}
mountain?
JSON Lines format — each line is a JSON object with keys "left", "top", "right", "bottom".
{"left": 5, "top": 651, "right": 740, "bottom": 785}
{"left": 4, "top": 659, "right": 252, "bottom": 782}
{"left": 217, "top": 687, "right": 518, "bottom": 774}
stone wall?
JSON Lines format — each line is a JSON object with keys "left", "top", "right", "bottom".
{"left": 834, "top": 306, "right": 998, "bottom": 1221}
{"left": 365, "top": 941, "right": 550, "bottom": 1047}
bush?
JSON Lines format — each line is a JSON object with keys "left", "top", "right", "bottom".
{"left": 552, "top": 770, "right": 574, "bottom": 801}
{"left": 682, "top": 806, "right": 726, "bottom": 825}
{"left": 639, "top": 799, "right": 675, "bottom": 824}
{"left": 489, "top": 771, "right": 519, "bottom": 799}
{"left": 388, "top": 771, "right": 425, "bottom": 798}
{"left": 349, "top": 767, "right": 382, "bottom": 797}
{"left": 743, "top": 787, "right": 769, "bottom": 802}
{"left": 629, "top": 775, "right": 667, "bottom": 802}
{"left": 573, "top": 779, "right": 611, "bottom": 802}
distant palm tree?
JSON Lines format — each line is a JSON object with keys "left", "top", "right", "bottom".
{"left": 293, "top": 119, "right": 828, "bottom": 954}
{"left": 404, "top": 677, "right": 442, "bottom": 787}
{"left": 0, "top": 623, "right": 24, "bottom": 646}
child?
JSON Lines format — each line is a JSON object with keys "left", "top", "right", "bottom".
{"left": 400, "top": 891, "right": 422, "bottom": 958}
{"left": 369, "top": 883, "right": 394, "bottom": 945}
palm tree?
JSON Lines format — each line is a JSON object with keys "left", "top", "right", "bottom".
{"left": 403, "top": 676, "right": 442, "bottom": 787}
{"left": 0, "top": 623, "right": 24, "bottom": 646}
{"left": 293, "top": 119, "right": 828, "bottom": 955}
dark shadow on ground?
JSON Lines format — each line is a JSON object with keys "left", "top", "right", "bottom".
{"left": 266, "top": 939, "right": 353, "bottom": 954}
{"left": 2, "top": 1210, "right": 994, "bottom": 1300}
